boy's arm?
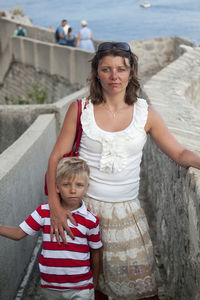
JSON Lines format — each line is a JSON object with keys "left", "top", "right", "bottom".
{"left": 90, "top": 248, "right": 100, "bottom": 289}
{"left": 0, "top": 225, "right": 27, "bottom": 241}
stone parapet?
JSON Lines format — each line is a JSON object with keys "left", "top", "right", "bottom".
{"left": 129, "top": 36, "right": 193, "bottom": 81}
{"left": 0, "top": 114, "right": 57, "bottom": 300}
{"left": 11, "top": 37, "right": 93, "bottom": 86}
{"left": 0, "top": 87, "right": 88, "bottom": 154}
{"left": 142, "top": 46, "right": 200, "bottom": 299}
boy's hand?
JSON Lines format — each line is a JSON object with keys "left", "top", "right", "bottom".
{"left": 90, "top": 249, "right": 100, "bottom": 290}
{"left": 50, "top": 204, "right": 77, "bottom": 244}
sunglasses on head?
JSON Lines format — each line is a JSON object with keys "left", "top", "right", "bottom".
{"left": 97, "top": 42, "right": 131, "bottom": 53}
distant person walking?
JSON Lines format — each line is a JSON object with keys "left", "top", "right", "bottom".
{"left": 76, "top": 20, "right": 95, "bottom": 52}
{"left": 13, "top": 24, "right": 27, "bottom": 37}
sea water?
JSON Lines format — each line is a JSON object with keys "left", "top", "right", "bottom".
{"left": 1, "top": 0, "right": 200, "bottom": 43}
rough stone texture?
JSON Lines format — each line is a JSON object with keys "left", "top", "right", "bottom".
{"left": 0, "top": 87, "right": 89, "bottom": 154}
{"left": 0, "top": 62, "right": 80, "bottom": 104}
{"left": 0, "top": 9, "right": 32, "bottom": 26}
{"left": 0, "top": 114, "right": 57, "bottom": 300}
{"left": 129, "top": 36, "right": 193, "bottom": 80}
{"left": 184, "top": 48, "right": 200, "bottom": 111}
{"left": 0, "top": 108, "right": 34, "bottom": 154}
{"left": 141, "top": 46, "right": 200, "bottom": 300}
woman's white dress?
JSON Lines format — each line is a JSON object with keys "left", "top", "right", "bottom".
{"left": 78, "top": 27, "right": 95, "bottom": 52}
{"left": 79, "top": 98, "right": 159, "bottom": 299}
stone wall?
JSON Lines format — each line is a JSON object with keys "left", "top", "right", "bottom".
{"left": 129, "top": 36, "right": 193, "bottom": 81}
{"left": 0, "top": 17, "right": 93, "bottom": 88}
{"left": 0, "top": 62, "right": 79, "bottom": 104}
{"left": 0, "top": 114, "right": 57, "bottom": 300}
{"left": 0, "top": 17, "right": 55, "bottom": 83}
{"left": 141, "top": 46, "right": 200, "bottom": 300}
{"left": 0, "top": 36, "right": 93, "bottom": 103}
{"left": 11, "top": 36, "right": 92, "bottom": 88}
{"left": 0, "top": 87, "right": 88, "bottom": 154}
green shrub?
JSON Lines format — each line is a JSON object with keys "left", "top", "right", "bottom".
{"left": 11, "top": 6, "right": 24, "bottom": 16}
{"left": 27, "top": 84, "right": 48, "bottom": 104}
{"left": 5, "top": 83, "right": 50, "bottom": 105}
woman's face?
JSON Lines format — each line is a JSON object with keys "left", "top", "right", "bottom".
{"left": 97, "top": 55, "right": 131, "bottom": 96}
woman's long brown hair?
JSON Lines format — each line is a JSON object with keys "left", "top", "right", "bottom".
{"left": 88, "top": 47, "right": 140, "bottom": 105}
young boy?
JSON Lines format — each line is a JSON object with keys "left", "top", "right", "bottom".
{"left": 0, "top": 157, "right": 102, "bottom": 300}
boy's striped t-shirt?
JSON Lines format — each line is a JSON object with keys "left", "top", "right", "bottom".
{"left": 20, "top": 201, "right": 102, "bottom": 290}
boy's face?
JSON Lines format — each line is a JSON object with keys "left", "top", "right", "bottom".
{"left": 56, "top": 174, "right": 88, "bottom": 210}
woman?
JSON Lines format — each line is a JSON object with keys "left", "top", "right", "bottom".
{"left": 76, "top": 20, "right": 95, "bottom": 52}
{"left": 47, "top": 42, "right": 200, "bottom": 300}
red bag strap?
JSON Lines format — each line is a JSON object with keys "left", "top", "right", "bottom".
{"left": 74, "top": 99, "right": 82, "bottom": 155}
{"left": 74, "top": 99, "right": 88, "bottom": 155}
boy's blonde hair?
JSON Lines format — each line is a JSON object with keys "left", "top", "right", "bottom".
{"left": 56, "top": 157, "right": 90, "bottom": 184}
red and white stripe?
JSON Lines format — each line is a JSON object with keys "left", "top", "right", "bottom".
{"left": 20, "top": 202, "right": 102, "bottom": 290}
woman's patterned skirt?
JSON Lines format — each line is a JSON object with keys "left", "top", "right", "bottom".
{"left": 85, "top": 196, "right": 160, "bottom": 300}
